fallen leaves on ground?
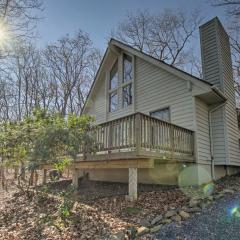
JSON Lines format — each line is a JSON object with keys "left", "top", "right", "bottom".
{"left": 1, "top": 174, "right": 240, "bottom": 240}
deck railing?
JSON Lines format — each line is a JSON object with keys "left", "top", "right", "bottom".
{"left": 85, "top": 112, "right": 194, "bottom": 159}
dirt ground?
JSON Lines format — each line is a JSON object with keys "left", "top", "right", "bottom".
{"left": 0, "top": 170, "right": 235, "bottom": 240}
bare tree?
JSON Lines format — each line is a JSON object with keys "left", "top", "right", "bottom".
{"left": 44, "top": 30, "right": 102, "bottom": 116}
{"left": 111, "top": 9, "right": 203, "bottom": 70}
{"left": 211, "top": 0, "right": 240, "bottom": 20}
{"left": 0, "top": 0, "right": 43, "bottom": 39}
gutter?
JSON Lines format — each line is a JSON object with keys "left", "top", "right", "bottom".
{"left": 211, "top": 86, "right": 227, "bottom": 101}
{"left": 208, "top": 102, "right": 226, "bottom": 180}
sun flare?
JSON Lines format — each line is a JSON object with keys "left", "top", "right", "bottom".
{"left": 0, "top": 22, "right": 10, "bottom": 49}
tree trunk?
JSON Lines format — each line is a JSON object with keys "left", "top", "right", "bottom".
{"left": 34, "top": 170, "right": 38, "bottom": 186}
{"left": 14, "top": 166, "right": 19, "bottom": 179}
{"left": 29, "top": 170, "right": 34, "bottom": 186}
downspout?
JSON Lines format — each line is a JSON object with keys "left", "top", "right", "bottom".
{"left": 208, "top": 102, "right": 226, "bottom": 180}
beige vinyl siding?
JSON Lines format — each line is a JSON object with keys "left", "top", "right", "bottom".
{"left": 135, "top": 57, "right": 194, "bottom": 130}
{"left": 195, "top": 97, "right": 211, "bottom": 164}
{"left": 211, "top": 107, "right": 226, "bottom": 165}
{"left": 200, "top": 17, "right": 240, "bottom": 166}
{"left": 218, "top": 25, "right": 240, "bottom": 165}
{"left": 218, "top": 20, "right": 240, "bottom": 165}
{"left": 200, "top": 20, "right": 222, "bottom": 89}
{"left": 84, "top": 76, "right": 107, "bottom": 124}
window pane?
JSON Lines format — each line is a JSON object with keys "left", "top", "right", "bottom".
{"left": 109, "top": 91, "right": 118, "bottom": 112}
{"left": 150, "top": 108, "right": 170, "bottom": 122}
{"left": 110, "top": 60, "right": 118, "bottom": 89}
{"left": 123, "top": 84, "right": 132, "bottom": 108}
{"left": 123, "top": 54, "right": 133, "bottom": 83}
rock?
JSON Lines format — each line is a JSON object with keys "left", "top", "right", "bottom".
{"left": 207, "top": 196, "right": 214, "bottom": 201}
{"left": 200, "top": 202, "right": 208, "bottom": 209}
{"left": 71, "top": 201, "right": 78, "bottom": 213}
{"left": 186, "top": 207, "right": 201, "bottom": 213}
{"left": 163, "top": 205, "right": 168, "bottom": 211}
{"left": 150, "top": 224, "right": 162, "bottom": 233}
{"left": 126, "top": 226, "right": 137, "bottom": 238}
{"left": 222, "top": 189, "right": 235, "bottom": 194}
{"left": 139, "top": 219, "right": 151, "bottom": 227}
{"left": 161, "top": 218, "right": 172, "bottom": 224}
{"left": 137, "top": 226, "right": 149, "bottom": 236}
{"left": 151, "top": 215, "right": 163, "bottom": 226}
{"left": 179, "top": 210, "right": 190, "bottom": 219}
{"left": 214, "top": 193, "right": 224, "bottom": 199}
{"left": 171, "top": 215, "right": 181, "bottom": 222}
{"left": 165, "top": 210, "right": 176, "bottom": 218}
{"left": 109, "top": 232, "right": 125, "bottom": 240}
{"left": 189, "top": 199, "right": 200, "bottom": 208}
{"left": 39, "top": 213, "right": 47, "bottom": 219}
{"left": 181, "top": 206, "right": 188, "bottom": 211}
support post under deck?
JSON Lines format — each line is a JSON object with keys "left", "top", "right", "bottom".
{"left": 128, "top": 167, "right": 138, "bottom": 201}
{"left": 72, "top": 169, "right": 84, "bottom": 188}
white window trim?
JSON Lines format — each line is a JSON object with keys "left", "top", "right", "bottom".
{"left": 121, "top": 52, "right": 134, "bottom": 109}
{"left": 150, "top": 107, "right": 171, "bottom": 122}
{"left": 106, "top": 51, "right": 135, "bottom": 115}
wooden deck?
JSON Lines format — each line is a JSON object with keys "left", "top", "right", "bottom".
{"left": 80, "top": 112, "right": 195, "bottom": 163}
{"left": 40, "top": 113, "right": 195, "bottom": 201}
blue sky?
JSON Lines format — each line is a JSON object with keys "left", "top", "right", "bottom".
{"left": 36, "top": 0, "right": 227, "bottom": 51}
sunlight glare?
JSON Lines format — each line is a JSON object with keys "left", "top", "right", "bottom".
{"left": 0, "top": 22, "right": 10, "bottom": 49}
{"left": 230, "top": 206, "right": 240, "bottom": 218}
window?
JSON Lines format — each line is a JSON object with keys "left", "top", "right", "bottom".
{"left": 123, "top": 84, "right": 132, "bottom": 108}
{"left": 109, "top": 60, "right": 118, "bottom": 90}
{"left": 108, "top": 54, "right": 134, "bottom": 113}
{"left": 150, "top": 108, "right": 170, "bottom": 122}
{"left": 109, "top": 91, "right": 118, "bottom": 112}
{"left": 109, "top": 60, "right": 118, "bottom": 112}
{"left": 123, "top": 54, "right": 133, "bottom": 83}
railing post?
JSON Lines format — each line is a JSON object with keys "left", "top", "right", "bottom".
{"left": 193, "top": 131, "right": 197, "bottom": 160}
{"left": 108, "top": 124, "right": 113, "bottom": 151}
{"left": 135, "top": 113, "right": 141, "bottom": 155}
{"left": 170, "top": 125, "right": 174, "bottom": 153}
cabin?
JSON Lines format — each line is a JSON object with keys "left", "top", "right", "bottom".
{"left": 51, "top": 17, "right": 240, "bottom": 200}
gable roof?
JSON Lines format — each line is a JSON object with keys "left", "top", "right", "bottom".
{"left": 112, "top": 38, "right": 213, "bottom": 86}
{"left": 82, "top": 38, "right": 223, "bottom": 113}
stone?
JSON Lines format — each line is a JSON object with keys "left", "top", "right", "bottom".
{"left": 165, "top": 210, "right": 176, "bottom": 218}
{"left": 161, "top": 218, "right": 172, "bottom": 224}
{"left": 200, "top": 202, "right": 208, "bottom": 209}
{"left": 171, "top": 215, "right": 182, "bottom": 222}
{"left": 137, "top": 226, "right": 149, "bottom": 236}
{"left": 139, "top": 219, "right": 151, "bottom": 228}
{"left": 71, "top": 201, "right": 78, "bottom": 213}
{"left": 179, "top": 210, "right": 190, "bottom": 219}
{"left": 39, "top": 213, "right": 47, "bottom": 219}
{"left": 150, "top": 225, "right": 162, "bottom": 233}
{"left": 151, "top": 215, "right": 163, "bottom": 226}
{"left": 207, "top": 196, "right": 214, "bottom": 201}
{"left": 214, "top": 193, "right": 224, "bottom": 199}
{"left": 181, "top": 206, "right": 188, "bottom": 211}
{"left": 222, "top": 189, "right": 235, "bottom": 194}
{"left": 109, "top": 232, "right": 125, "bottom": 240}
{"left": 186, "top": 207, "right": 201, "bottom": 213}
{"left": 126, "top": 226, "right": 137, "bottom": 238}
{"left": 163, "top": 205, "right": 168, "bottom": 211}
{"left": 189, "top": 199, "right": 199, "bottom": 208}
